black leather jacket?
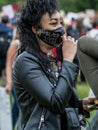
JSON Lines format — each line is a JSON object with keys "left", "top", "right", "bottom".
{"left": 13, "top": 48, "right": 82, "bottom": 130}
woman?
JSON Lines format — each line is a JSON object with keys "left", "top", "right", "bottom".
{"left": 13, "top": 0, "right": 96, "bottom": 130}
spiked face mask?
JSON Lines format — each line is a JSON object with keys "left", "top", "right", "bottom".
{"left": 38, "top": 27, "right": 65, "bottom": 47}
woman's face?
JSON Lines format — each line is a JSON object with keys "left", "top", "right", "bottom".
{"left": 41, "top": 11, "right": 63, "bottom": 31}
{"left": 32, "top": 11, "right": 64, "bottom": 53}
{"left": 38, "top": 11, "right": 64, "bottom": 46}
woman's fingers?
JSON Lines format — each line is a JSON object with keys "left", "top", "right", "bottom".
{"left": 62, "top": 35, "right": 77, "bottom": 62}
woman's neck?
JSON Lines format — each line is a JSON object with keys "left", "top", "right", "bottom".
{"left": 39, "top": 40, "right": 53, "bottom": 56}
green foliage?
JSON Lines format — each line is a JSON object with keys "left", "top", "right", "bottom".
{"left": 0, "top": 0, "right": 24, "bottom": 11}
{"left": 59, "top": 0, "right": 78, "bottom": 12}
{"left": 0, "top": 0, "right": 98, "bottom": 12}
{"left": 59, "top": 0, "right": 98, "bottom": 12}
{"left": 76, "top": 82, "right": 90, "bottom": 99}
{"left": 76, "top": 82, "right": 95, "bottom": 122}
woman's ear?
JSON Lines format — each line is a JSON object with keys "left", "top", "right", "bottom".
{"left": 32, "top": 27, "right": 41, "bottom": 35}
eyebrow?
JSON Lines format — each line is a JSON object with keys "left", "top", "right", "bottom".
{"left": 50, "top": 18, "right": 57, "bottom": 21}
{"left": 50, "top": 17, "right": 62, "bottom": 21}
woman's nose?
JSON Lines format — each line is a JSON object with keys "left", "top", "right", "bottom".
{"left": 57, "top": 24, "right": 63, "bottom": 29}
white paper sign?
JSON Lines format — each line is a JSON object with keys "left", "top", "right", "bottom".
{"left": 2, "top": 4, "right": 15, "bottom": 19}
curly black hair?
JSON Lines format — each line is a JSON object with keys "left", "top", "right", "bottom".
{"left": 17, "top": 0, "right": 59, "bottom": 69}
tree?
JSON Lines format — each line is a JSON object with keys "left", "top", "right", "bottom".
{"left": 59, "top": 0, "right": 78, "bottom": 12}
{"left": 60, "top": 0, "right": 98, "bottom": 12}
{"left": 0, "top": 0, "right": 98, "bottom": 12}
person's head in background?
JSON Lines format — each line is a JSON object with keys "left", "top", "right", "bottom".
{"left": 1, "top": 15, "right": 9, "bottom": 24}
{"left": 17, "top": 0, "right": 65, "bottom": 58}
{"left": 92, "top": 21, "right": 98, "bottom": 29}
{"left": 71, "top": 18, "right": 78, "bottom": 29}
{"left": 1, "top": 14, "right": 14, "bottom": 29}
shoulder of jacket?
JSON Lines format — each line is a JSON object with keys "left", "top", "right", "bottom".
{"left": 18, "top": 51, "right": 38, "bottom": 60}
{"left": 15, "top": 51, "right": 39, "bottom": 67}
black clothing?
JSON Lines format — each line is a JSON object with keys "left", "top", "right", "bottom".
{"left": 13, "top": 47, "right": 83, "bottom": 130}
{"left": 66, "top": 26, "right": 81, "bottom": 40}
{"left": 0, "top": 23, "right": 13, "bottom": 75}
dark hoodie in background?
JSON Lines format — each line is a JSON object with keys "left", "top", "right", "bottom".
{"left": 0, "top": 22, "right": 13, "bottom": 76}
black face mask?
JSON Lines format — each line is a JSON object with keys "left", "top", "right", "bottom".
{"left": 38, "top": 27, "right": 65, "bottom": 47}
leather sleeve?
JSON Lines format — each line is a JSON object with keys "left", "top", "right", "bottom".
{"left": 14, "top": 52, "right": 78, "bottom": 113}
{"left": 77, "top": 36, "right": 98, "bottom": 98}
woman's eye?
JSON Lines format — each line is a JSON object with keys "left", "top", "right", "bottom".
{"left": 50, "top": 23, "right": 57, "bottom": 25}
{"left": 60, "top": 21, "right": 63, "bottom": 25}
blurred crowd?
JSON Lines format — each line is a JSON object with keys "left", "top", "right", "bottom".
{"left": 0, "top": 12, "right": 20, "bottom": 130}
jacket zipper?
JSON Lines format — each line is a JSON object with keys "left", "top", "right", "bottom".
{"left": 38, "top": 108, "right": 46, "bottom": 130}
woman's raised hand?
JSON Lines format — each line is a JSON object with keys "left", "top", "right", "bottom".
{"left": 62, "top": 35, "right": 77, "bottom": 62}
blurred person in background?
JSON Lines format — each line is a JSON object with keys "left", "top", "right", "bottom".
{"left": 5, "top": 28, "right": 20, "bottom": 130}
{"left": 0, "top": 14, "right": 13, "bottom": 86}
{"left": 66, "top": 18, "right": 84, "bottom": 83}
{"left": 66, "top": 18, "right": 81, "bottom": 40}
{"left": 86, "top": 21, "right": 98, "bottom": 39}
